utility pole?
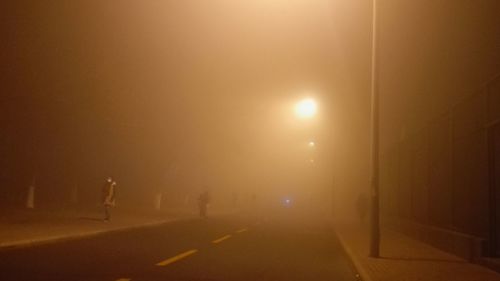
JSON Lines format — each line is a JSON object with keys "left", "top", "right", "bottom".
{"left": 369, "top": 0, "right": 381, "bottom": 258}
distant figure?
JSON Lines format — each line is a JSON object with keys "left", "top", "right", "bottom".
{"left": 198, "top": 191, "right": 210, "bottom": 218}
{"left": 102, "top": 178, "right": 116, "bottom": 221}
{"left": 356, "top": 192, "right": 368, "bottom": 224}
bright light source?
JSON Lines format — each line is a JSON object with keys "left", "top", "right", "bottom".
{"left": 308, "top": 141, "right": 315, "bottom": 147}
{"left": 295, "top": 98, "right": 317, "bottom": 118}
{"left": 283, "top": 197, "right": 292, "bottom": 207}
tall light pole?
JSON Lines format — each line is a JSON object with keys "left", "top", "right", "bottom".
{"left": 369, "top": 0, "right": 380, "bottom": 258}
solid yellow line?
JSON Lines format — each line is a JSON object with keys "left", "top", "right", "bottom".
{"left": 212, "top": 234, "right": 232, "bottom": 244}
{"left": 156, "top": 249, "right": 198, "bottom": 266}
{"left": 236, "top": 228, "right": 248, "bottom": 233}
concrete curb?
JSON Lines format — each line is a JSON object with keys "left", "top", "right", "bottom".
{"left": 0, "top": 217, "right": 192, "bottom": 251}
{"left": 334, "top": 228, "right": 374, "bottom": 281}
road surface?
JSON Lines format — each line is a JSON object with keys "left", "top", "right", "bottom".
{"left": 0, "top": 215, "right": 359, "bottom": 281}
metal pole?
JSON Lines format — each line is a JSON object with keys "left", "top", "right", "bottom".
{"left": 369, "top": 0, "right": 380, "bottom": 258}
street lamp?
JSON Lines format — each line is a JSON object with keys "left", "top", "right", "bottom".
{"left": 295, "top": 98, "right": 317, "bottom": 119}
{"left": 308, "top": 141, "right": 315, "bottom": 148}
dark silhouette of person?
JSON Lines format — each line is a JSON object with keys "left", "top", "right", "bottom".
{"left": 102, "top": 178, "right": 116, "bottom": 221}
{"left": 198, "top": 191, "right": 210, "bottom": 218}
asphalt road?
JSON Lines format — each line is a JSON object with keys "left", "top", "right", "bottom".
{"left": 0, "top": 215, "right": 359, "bottom": 281}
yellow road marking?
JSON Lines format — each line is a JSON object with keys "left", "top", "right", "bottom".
{"left": 156, "top": 249, "right": 198, "bottom": 266}
{"left": 212, "top": 234, "right": 232, "bottom": 244}
{"left": 115, "top": 279, "right": 131, "bottom": 281}
{"left": 236, "top": 228, "right": 248, "bottom": 233}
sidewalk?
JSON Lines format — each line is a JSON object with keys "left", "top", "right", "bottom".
{"left": 335, "top": 224, "right": 500, "bottom": 281}
{"left": 0, "top": 208, "right": 193, "bottom": 250}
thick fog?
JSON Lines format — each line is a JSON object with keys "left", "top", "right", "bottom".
{"left": 1, "top": 1, "right": 499, "bottom": 223}
{"left": 1, "top": 1, "right": 338, "bottom": 217}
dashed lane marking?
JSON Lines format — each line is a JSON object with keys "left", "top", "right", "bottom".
{"left": 236, "top": 228, "right": 248, "bottom": 233}
{"left": 156, "top": 249, "right": 198, "bottom": 266}
{"left": 212, "top": 234, "right": 232, "bottom": 244}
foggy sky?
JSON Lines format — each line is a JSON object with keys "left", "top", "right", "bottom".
{"left": 1, "top": 1, "right": 499, "bottom": 215}
{"left": 1, "top": 1, "right": 337, "bottom": 209}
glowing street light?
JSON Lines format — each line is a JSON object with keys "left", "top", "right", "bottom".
{"left": 308, "top": 141, "right": 315, "bottom": 148}
{"left": 295, "top": 98, "right": 317, "bottom": 119}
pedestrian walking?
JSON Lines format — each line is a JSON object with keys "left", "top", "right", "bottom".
{"left": 102, "top": 177, "right": 116, "bottom": 221}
